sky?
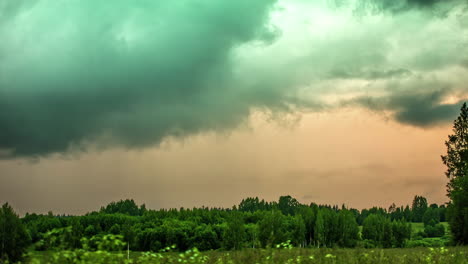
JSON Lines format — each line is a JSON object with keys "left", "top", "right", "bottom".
{"left": 1, "top": 0, "right": 468, "bottom": 215}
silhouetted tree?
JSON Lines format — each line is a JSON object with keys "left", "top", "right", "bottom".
{"left": 411, "top": 195, "right": 428, "bottom": 222}
{"left": 441, "top": 102, "right": 468, "bottom": 244}
{"left": 0, "top": 203, "right": 31, "bottom": 262}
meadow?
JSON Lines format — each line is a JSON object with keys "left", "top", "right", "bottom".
{"left": 19, "top": 222, "right": 464, "bottom": 264}
{"left": 23, "top": 246, "right": 468, "bottom": 264}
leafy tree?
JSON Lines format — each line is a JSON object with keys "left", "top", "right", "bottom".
{"left": 441, "top": 102, "right": 468, "bottom": 244}
{"left": 223, "top": 212, "right": 245, "bottom": 250}
{"left": 100, "top": 199, "right": 145, "bottom": 216}
{"left": 193, "top": 224, "right": 220, "bottom": 250}
{"left": 288, "top": 215, "right": 306, "bottom": 247}
{"left": 411, "top": 195, "right": 428, "bottom": 222}
{"left": 422, "top": 208, "right": 440, "bottom": 226}
{"left": 313, "top": 210, "right": 325, "bottom": 247}
{"left": 403, "top": 205, "right": 412, "bottom": 222}
{"left": 362, "top": 214, "right": 387, "bottom": 247}
{"left": 239, "top": 197, "right": 272, "bottom": 212}
{"left": 438, "top": 205, "right": 447, "bottom": 222}
{"left": 109, "top": 224, "right": 121, "bottom": 235}
{"left": 278, "top": 195, "right": 300, "bottom": 216}
{"left": 258, "top": 210, "right": 287, "bottom": 247}
{"left": 424, "top": 223, "right": 446, "bottom": 238}
{"left": 391, "top": 220, "right": 411, "bottom": 247}
{"left": 121, "top": 223, "right": 137, "bottom": 249}
{"left": 337, "top": 210, "right": 359, "bottom": 247}
{"left": 297, "top": 206, "right": 315, "bottom": 246}
{"left": 321, "top": 208, "right": 339, "bottom": 247}
{"left": 0, "top": 203, "right": 31, "bottom": 262}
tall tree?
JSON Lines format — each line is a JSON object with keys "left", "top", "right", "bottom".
{"left": 411, "top": 195, "right": 428, "bottom": 222}
{"left": 223, "top": 212, "right": 245, "bottom": 250}
{"left": 258, "top": 210, "right": 286, "bottom": 247}
{"left": 441, "top": 102, "right": 468, "bottom": 244}
{"left": 313, "top": 210, "right": 325, "bottom": 247}
{"left": 0, "top": 203, "right": 31, "bottom": 262}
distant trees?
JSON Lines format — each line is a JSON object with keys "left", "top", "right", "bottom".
{"left": 238, "top": 197, "right": 274, "bottom": 212}
{"left": 0, "top": 203, "right": 31, "bottom": 262}
{"left": 362, "top": 214, "right": 411, "bottom": 248}
{"left": 278, "top": 195, "right": 300, "bottom": 216}
{"left": 441, "top": 102, "right": 468, "bottom": 244}
{"left": 100, "top": 199, "right": 146, "bottom": 216}
{"left": 8, "top": 195, "right": 452, "bottom": 254}
{"left": 411, "top": 195, "right": 428, "bottom": 223}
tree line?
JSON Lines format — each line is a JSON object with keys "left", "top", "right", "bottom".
{"left": 0, "top": 195, "right": 446, "bottom": 262}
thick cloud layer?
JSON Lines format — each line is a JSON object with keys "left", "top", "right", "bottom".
{"left": 1, "top": 0, "right": 468, "bottom": 158}
{"left": 1, "top": 0, "right": 283, "bottom": 157}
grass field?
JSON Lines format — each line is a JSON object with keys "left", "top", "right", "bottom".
{"left": 21, "top": 223, "right": 459, "bottom": 263}
{"left": 24, "top": 246, "right": 468, "bottom": 264}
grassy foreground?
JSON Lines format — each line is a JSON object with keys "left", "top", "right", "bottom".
{"left": 23, "top": 246, "right": 468, "bottom": 264}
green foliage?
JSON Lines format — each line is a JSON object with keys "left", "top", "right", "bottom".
{"left": 362, "top": 214, "right": 411, "bottom": 248}
{"left": 362, "top": 214, "right": 387, "bottom": 246}
{"left": 423, "top": 208, "right": 440, "bottom": 227}
{"left": 7, "top": 195, "right": 453, "bottom": 257}
{"left": 0, "top": 203, "right": 31, "bottom": 262}
{"left": 406, "top": 237, "right": 450, "bottom": 248}
{"left": 392, "top": 220, "right": 412, "bottom": 247}
{"left": 238, "top": 197, "right": 272, "bottom": 212}
{"left": 442, "top": 102, "right": 468, "bottom": 244}
{"left": 100, "top": 199, "right": 146, "bottom": 216}
{"left": 412, "top": 196, "right": 428, "bottom": 223}
{"left": 278, "top": 196, "right": 300, "bottom": 216}
{"left": 424, "top": 224, "right": 446, "bottom": 238}
{"left": 258, "top": 210, "right": 288, "bottom": 248}
{"left": 337, "top": 210, "right": 360, "bottom": 247}
{"left": 223, "top": 212, "right": 245, "bottom": 250}
{"left": 314, "top": 210, "right": 326, "bottom": 247}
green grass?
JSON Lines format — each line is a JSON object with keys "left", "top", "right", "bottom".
{"left": 24, "top": 246, "right": 468, "bottom": 264}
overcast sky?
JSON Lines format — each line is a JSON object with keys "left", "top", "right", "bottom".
{"left": 1, "top": 0, "right": 467, "bottom": 214}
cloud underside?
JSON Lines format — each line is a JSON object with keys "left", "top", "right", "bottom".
{"left": 1, "top": 0, "right": 468, "bottom": 158}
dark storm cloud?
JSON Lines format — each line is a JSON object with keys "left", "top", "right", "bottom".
{"left": 0, "top": 0, "right": 284, "bottom": 158}
{"left": 350, "top": 88, "right": 464, "bottom": 127}
{"left": 2, "top": 0, "right": 468, "bottom": 158}
{"left": 345, "top": 0, "right": 467, "bottom": 14}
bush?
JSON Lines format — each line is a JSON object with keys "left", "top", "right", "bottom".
{"left": 406, "top": 237, "right": 448, "bottom": 248}
{"left": 424, "top": 224, "right": 445, "bottom": 238}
